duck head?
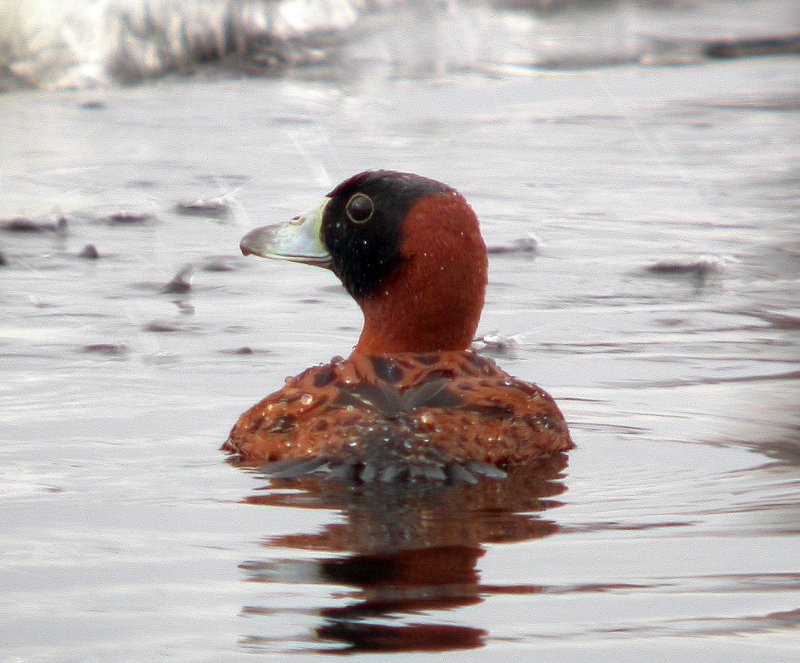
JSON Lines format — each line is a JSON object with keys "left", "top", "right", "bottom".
{"left": 240, "top": 170, "right": 488, "bottom": 355}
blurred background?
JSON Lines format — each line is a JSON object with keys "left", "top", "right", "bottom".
{"left": 0, "top": 0, "right": 797, "bottom": 91}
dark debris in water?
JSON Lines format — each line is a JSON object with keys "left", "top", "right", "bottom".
{"left": 78, "top": 99, "right": 107, "bottom": 109}
{"left": 642, "top": 33, "right": 800, "bottom": 66}
{"left": 144, "top": 321, "right": 181, "bottom": 333}
{"left": 703, "top": 34, "right": 800, "bottom": 60}
{"left": 106, "top": 211, "right": 154, "bottom": 225}
{"left": 2, "top": 217, "right": 43, "bottom": 233}
{"left": 748, "top": 311, "right": 800, "bottom": 331}
{"left": 162, "top": 266, "right": 194, "bottom": 294}
{"left": 83, "top": 343, "right": 129, "bottom": 357}
{"left": 78, "top": 244, "right": 100, "bottom": 259}
{"left": 174, "top": 196, "right": 231, "bottom": 219}
{"left": 2, "top": 216, "right": 68, "bottom": 233}
{"left": 487, "top": 235, "right": 539, "bottom": 255}
{"left": 645, "top": 256, "right": 726, "bottom": 276}
{"left": 133, "top": 266, "right": 196, "bottom": 294}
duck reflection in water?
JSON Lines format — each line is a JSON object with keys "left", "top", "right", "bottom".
{"left": 236, "top": 454, "right": 569, "bottom": 654}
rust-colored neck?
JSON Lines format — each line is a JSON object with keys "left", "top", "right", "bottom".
{"left": 352, "top": 193, "right": 488, "bottom": 355}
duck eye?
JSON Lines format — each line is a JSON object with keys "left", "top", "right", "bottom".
{"left": 345, "top": 193, "right": 374, "bottom": 224}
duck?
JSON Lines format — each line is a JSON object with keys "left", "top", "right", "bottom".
{"left": 223, "top": 170, "right": 573, "bottom": 483}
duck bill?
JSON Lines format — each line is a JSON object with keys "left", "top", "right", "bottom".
{"left": 240, "top": 198, "right": 331, "bottom": 267}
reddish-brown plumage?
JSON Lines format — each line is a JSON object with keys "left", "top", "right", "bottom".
{"left": 353, "top": 192, "right": 487, "bottom": 354}
{"left": 224, "top": 171, "right": 573, "bottom": 481}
